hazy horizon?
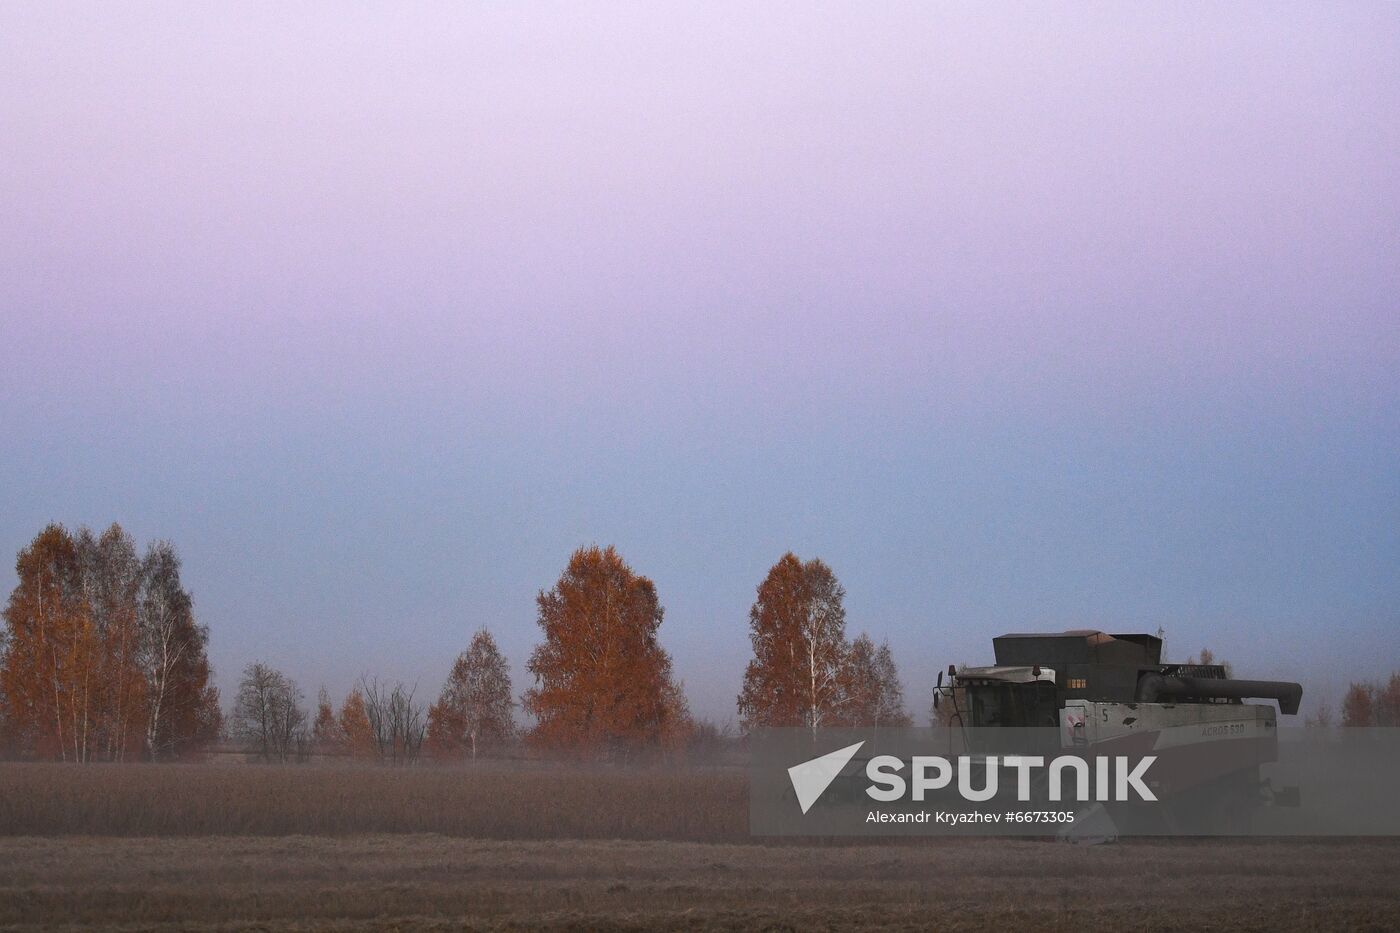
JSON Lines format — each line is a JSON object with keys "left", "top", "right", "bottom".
{"left": 3, "top": 3, "right": 1397, "bottom": 722}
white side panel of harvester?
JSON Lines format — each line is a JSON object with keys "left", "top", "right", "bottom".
{"left": 1060, "top": 699, "right": 1277, "bottom": 753}
{"left": 1056, "top": 699, "right": 1281, "bottom": 838}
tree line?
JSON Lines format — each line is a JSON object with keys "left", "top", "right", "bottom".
{"left": 1, "top": 528, "right": 919, "bottom": 763}
{"left": 7, "top": 524, "right": 1381, "bottom": 763}
{"left": 1332, "top": 674, "right": 1400, "bottom": 727}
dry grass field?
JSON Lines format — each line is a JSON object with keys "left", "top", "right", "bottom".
{"left": 0, "top": 763, "right": 1397, "bottom": 931}
{"left": 0, "top": 761, "right": 747, "bottom": 841}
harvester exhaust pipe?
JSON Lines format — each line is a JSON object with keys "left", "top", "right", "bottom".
{"left": 1137, "top": 674, "right": 1303, "bottom": 715}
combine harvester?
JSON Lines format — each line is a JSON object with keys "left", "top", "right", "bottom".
{"left": 932, "top": 630, "right": 1303, "bottom": 836}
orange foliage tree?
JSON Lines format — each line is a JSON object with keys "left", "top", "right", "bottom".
{"left": 1, "top": 525, "right": 100, "bottom": 761}
{"left": 1386, "top": 673, "right": 1400, "bottom": 726}
{"left": 338, "top": 687, "right": 377, "bottom": 758}
{"left": 658, "top": 677, "right": 693, "bottom": 756}
{"left": 1340, "top": 673, "right": 1400, "bottom": 727}
{"left": 1342, "top": 682, "right": 1375, "bottom": 726}
{"left": 310, "top": 686, "right": 342, "bottom": 749}
{"left": 523, "top": 546, "right": 688, "bottom": 759}
{"left": 737, "top": 553, "right": 849, "bottom": 734}
{"left": 1, "top": 523, "right": 219, "bottom": 762}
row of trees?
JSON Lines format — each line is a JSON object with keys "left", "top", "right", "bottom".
{"left": 8, "top": 525, "right": 1392, "bottom": 764}
{"left": 226, "top": 546, "right": 691, "bottom": 763}
{"left": 1337, "top": 674, "right": 1400, "bottom": 727}
{"left": 225, "top": 547, "right": 916, "bottom": 764}
{"left": 11, "top": 526, "right": 1197, "bottom": 765}
{"left": 0, "top": 524, "right": 219, "bottom": 761}
{"left": 231, "top": 663, "right": 448, "bottom": 764}
{"left": 232, "top": 631, "right": 516, "bottom": 764}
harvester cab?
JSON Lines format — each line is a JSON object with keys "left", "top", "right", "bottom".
{"left": 936, "top": 630, "right": 1301, "bottom": 727}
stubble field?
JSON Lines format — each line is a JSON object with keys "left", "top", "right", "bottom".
{"left": 0, "top": 763, "right": 1396, "bottom": 932}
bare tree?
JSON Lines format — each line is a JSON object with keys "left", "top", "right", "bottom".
{"left": 838, "top": 635, "right": 911, "bottom": 731}
{"left": 871, "top": 640, "right": 912, "bottom": 730}
{"left": 799, "top": 560, "right": 848, "bottom": 736}
{"left": 684, "top": 717, "right": 736, "bottom": 764}
{"left": 74, "top": 524, "right": 144, "bottom": 761}
{"left": 360, "top": 676, "right": 425, "bottom": 765}
{"left": 1305, "top": 701, "right": 1334, "bottom": 729}
{"left": 426, "top": 629, "right": 514, "bottom": 759}
{"left": 1187, "top": 647, "right": 1234, "bottom": 678}
{"left": 139, "top": 542, "right": 214, "bottom": 759}
{"left": 231, "top": 662, "right": 306, "bottom": 763}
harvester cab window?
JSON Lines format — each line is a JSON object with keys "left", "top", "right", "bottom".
{"left": 967, "top": 682, "right": 1058, "bottom": 728}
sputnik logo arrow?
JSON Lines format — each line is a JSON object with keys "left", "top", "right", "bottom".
{"left": 787, "top": 741, "right": 865, "bottom": 814}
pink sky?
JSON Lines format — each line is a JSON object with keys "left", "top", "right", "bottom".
{"left": 2, "top": 3, "right": 1397, "bottom": 719}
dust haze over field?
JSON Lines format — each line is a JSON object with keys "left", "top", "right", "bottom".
{"left": 1, "top": 763, "right": 1398, "bottom": 931}
{"left": 0, "top": 762, "right": 746, "bottom": 840}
